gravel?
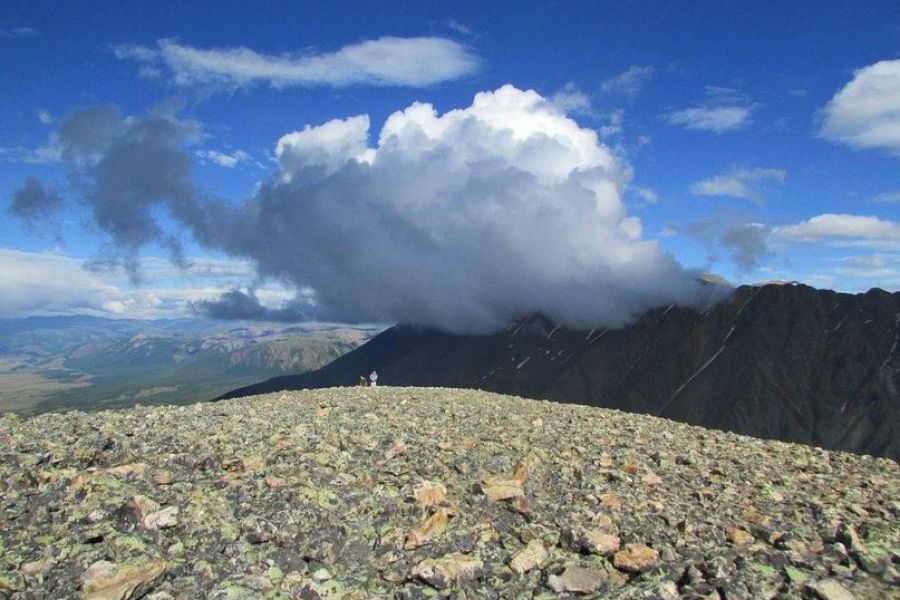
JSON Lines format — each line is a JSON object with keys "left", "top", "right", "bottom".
{"left": 1, "top": 386, "right": 897, "bottom": 599}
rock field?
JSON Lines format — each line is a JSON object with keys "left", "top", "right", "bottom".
{"left": 0, "top": 387, "right": 898, "bottom": 599}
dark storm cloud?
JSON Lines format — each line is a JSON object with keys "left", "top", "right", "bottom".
{"left": 41, "top": 105, "right": 201, "bottom": 280}
{"left": 192, "top": 289, "right": 319, "bottom": 322}
{"left": 9, "top": 177, "right": 64, "bottom": 220}
{"left": 684, "top": 211, "right": 772, "bottom": 272}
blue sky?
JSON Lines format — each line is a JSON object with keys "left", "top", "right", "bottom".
{"left": 2, "top": 1, "right": 899, "bottom": 327}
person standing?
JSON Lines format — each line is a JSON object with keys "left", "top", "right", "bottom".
{"left": 369, "top": 370, "right": 378, "bottom": 387}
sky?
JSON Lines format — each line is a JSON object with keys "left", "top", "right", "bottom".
{"left": 2, "top": 1, "right": 900, "bottom": 331}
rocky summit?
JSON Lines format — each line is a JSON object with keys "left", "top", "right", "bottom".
{"left": 222, "top": 283, "right": 900, "bottom": 459}
{"left": 1, "top": 387, "right": 898, "bottom": 599}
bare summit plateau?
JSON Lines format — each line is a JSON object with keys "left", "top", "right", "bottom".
{"left": 1, "top": 387, "right": 897, "bottom": 599}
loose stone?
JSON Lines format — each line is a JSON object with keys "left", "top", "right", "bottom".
{"left": 613, "top": 543, "right": 660, "bottom": 573}
{"left": 509, "top": 539, "right": 548, "bottom": 574}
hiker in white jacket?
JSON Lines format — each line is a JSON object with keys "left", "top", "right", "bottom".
{"left": 369, "top": 370, "right": 378, "bottom": 387}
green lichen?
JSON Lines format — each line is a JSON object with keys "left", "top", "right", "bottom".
{"left": 784, "top": 565, "right": 809, "bottom": 585}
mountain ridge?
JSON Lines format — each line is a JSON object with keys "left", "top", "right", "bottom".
{"left": 220, "top": 283, "right": 900, "bottom": 458}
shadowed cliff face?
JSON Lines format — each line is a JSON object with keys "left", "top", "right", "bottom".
{"left": 220, "top": 284, "right": 900, "bottom": 458}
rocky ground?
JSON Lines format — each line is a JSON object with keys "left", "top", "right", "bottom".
{"left": 0, "top": 387, "right": 898, "bottom": 599}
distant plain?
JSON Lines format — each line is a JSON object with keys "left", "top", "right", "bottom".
{"left": 0, "top": 316, "right": 379, "bottom": 414}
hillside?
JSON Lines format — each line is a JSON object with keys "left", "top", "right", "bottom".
{"left": 0, "top": 316, "right": 378, "bottom": 414}
{"left": 221, "top": 283, "right": 900, "bottom": 459}
{"left": 0, "top": 387, "right": 897, "bottom": 598}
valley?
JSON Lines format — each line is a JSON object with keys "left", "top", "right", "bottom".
{"left": 0, "top": 316, "right": 379, "bottom": 414}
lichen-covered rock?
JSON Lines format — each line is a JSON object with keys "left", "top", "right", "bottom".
{"left": 806, "top": 578, "right": 856, "bottom": 600}
{"left": 81, "top": 559, "right": 166, "bottom": 600}
{"left": 411, "top": 552, "right": 483, "bottom": 588}
{"left": 727, "top": 528, "right": 754, "bottom": 546}
{"left": 509, "top": 539, "right": 548, "bottom": 573}
{"left": 479, "top": 476, "right": 524, "bottom": 501}
{"left": 0, "top": 387, "right": 897, "bottom": 599}
{"left": 613, "top": 543, "right": 660, "bottom": 573}
{"left": 412, "top": 480, "right": 447, "bottom": 508}
{"left": 547, "top": 565, "right": 607, "bottom": 593}
{"left": 404, "top": 508, "right": 448, "bottom": 549}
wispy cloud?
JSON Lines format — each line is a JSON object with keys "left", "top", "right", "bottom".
{"left": 632, "top": 186, "right": 658, "bottom": 204}
{"left": 873, "top": 190, "right": 900, "bottom": 203}
{"left": 833, "top": 254, "right": 900, "bottom": 287}
{"left": 550, "top": 82, "right": 593, "bottom": 116}
{"left": 444, "top": 19, "right": 474, "bottom": 37}
{"left": 776, "top": 214, "right": 900, "bottom": 249}
{"left": 689, "top": 167, "right": 785, "bottom": 205}
{"left": 820, "top": 59, "right": 900, "bottom": 155}
{"left": 0, "top": 143, "right": 61, "bottom": 164}
{"left": 665, "top": 86, "right": 754, "bottom": 133}
{"left": 666, "top": 105, "right": 752, "bottom": 132}
{"left": 0, "top": 26, "right": 36, "bottom": 38}
{"left": 601, "top": 65, "right": 654, "bottom": 99}
{"left": 196, "top": 149, "right": 252, "bottom": 168}
{"left": 682, "top": 211, "right": 772, "bottom": 272}
{"left": 114, "top": 36, "right": 481, "bottom": 90}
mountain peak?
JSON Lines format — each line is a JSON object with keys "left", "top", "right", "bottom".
{"left": 222, "top": 284, "right": 900, "bottom": 459}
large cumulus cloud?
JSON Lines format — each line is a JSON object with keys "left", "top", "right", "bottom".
{"left": 11, "top": 85, "right": 719, "bottom": 333}
{"left": 821, "top": 59, "right": 900, "bottom": 155}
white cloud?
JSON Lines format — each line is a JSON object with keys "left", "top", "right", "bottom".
{"left": 30, "top": 86, "right": 719, "bottom": 332}
{"left": 775, "top": 214, "right": 900, "bottom": 249}
{"left": 666, "top": 105, "right": 752, "bottom": 133}
{"left": 113, "top": 44, "right": 158, "bottom": 61}
{"left": 833, "top": 254, "right": 900, "bottom": 287}
{"left": 114, "top": 36, "right": 480, "bottom": 89}
{"left": 0, "top": 250, "right": 117, "bottom": 317}
{"left": 36, "top": 110, "right": 53, "bottom": 125}
{"left": 196, "top": 85, "right": 714, "bottom": 332}
{"left": 601, "top": 65, "right": 654, "bottom": 99}
{"left": 0, "top": 143, "right": 61, "bottom": 164}
{"left": 444, "top": 19, "right": 474, "bottom": 37}
{"left": 874, "top": 190, "right": 900, "bottom": 203}
{"left": 91, "top": 255, "right": 260, "bottom": 285}
{"left": 598, "top": 109, "right": 624, "bottom": 137}
{"left": 821, "top": 59, "right": 900, "bottom": 155}
{"left": 0, "top": 249, "right": 286, "bottom": 319}
{"left": 550, "top": 83, "right": 593, "bottom": 115}
{"left": 665, "top": 87, "right": 754, "bottom": 133}
{"left": 632, "top": 186, "right": 658, "bottom": 204}
{"left": 276, "top": 115, "right": 374, "bottom": 178}
{"left": 689, "top": 167, "right": 785, "bottom": 205}
{"left": 841, "top": 254, "right": 890, "bottom": 269}
{"left": 196, "top": 149, "right": 251, "bottom": 168}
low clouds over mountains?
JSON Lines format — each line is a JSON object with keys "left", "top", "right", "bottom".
{"left": 13, "top": 86, "right": 718, "bottom": 332}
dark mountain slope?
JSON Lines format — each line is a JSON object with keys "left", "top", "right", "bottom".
{"left": 220, "top": 283, "right": 900, "bottom": 458}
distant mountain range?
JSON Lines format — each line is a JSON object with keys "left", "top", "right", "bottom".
{"left": 0, "top": 315, "right": 378, "bottom": 414}
{"left": 221, "top": 283, "right": 900, "bottom": 459}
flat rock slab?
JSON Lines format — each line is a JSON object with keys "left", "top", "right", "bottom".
{"left": 1, "top": 387, "right": 898, "bottom": 599}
